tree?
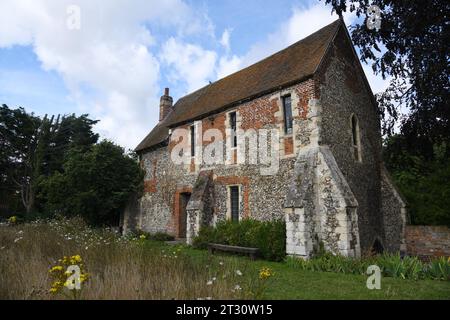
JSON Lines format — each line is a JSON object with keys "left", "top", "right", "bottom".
{"left": 39, "top": 140, "right": 144, "bottom": 226}
{"left": 323, "top": 1, "right": 450, "bottom": 160}
{"left": 384, "top": 135, "right": 450, "bottom": 226}
{"left": 0, "top": 104, "right": 99, "bottom": 215}
{"left": 1, "top": 105, "right": 43, "bottom": 214}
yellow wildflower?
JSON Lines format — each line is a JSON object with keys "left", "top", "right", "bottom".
{"left": 80, "top": 273, "right": 89, "bottom": 283}
{"left": 70, "top": 255, "right": 82, "bottom": 264}
{"left": 259, "top": 267, "right": 274, "bottom": 280}
{"left": 139, "top": 234, "right": 146, "bottom": 240}
{"left": 62, "top": 256, "right": 70, "bottom": 264}
{"left": 8, "top": 216, "right": 17, "bottom": 224}
{"left": 49, "top": 287, "right": 58, "bottom": 294}
{"left": 49, "top": 265, "right": 64, "bottom": 273}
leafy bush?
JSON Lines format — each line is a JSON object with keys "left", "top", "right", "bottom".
{"left": 151, "top": 232, "right": 175, "bottom": 242}
{"left": 384, "top": 137, "right": 450, "bottom": 227}
{"left": 426, "top": 257, "right": 450, "bottom": 281}
{"left": 192, "top": 225, "right": 216, "bottom": 250}
{"left": 376, "top": 253, "right": 423, "bottom": 280}
{"left": 193, "top": 219, "right": 286, "bottom": 261}
{"left": 286, "top": 252, "right": 450, "bottom": 281}
{"left": 39, "top": 140, "right": 144, "bottom": 226}
{"left": 135, "top": 230, "right": 175, "bottom": 242}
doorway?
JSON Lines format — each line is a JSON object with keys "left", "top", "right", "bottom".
{"left": 178, "top": 192, "right": 191, "bottom": 238}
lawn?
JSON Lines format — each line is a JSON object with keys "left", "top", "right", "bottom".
{"left": 0, "top": 218, "right": 448, "bottom": 300}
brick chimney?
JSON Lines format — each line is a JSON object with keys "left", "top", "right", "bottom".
{"left": 159, "top": 87, "right": 173, "bottom": 121}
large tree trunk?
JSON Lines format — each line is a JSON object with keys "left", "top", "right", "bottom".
{"left": 21, "top": 182, "right": 35, "bottom": 214}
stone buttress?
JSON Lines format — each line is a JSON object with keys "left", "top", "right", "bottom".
{"left": 284, "top": 98, "right": 361, "bottom": 258}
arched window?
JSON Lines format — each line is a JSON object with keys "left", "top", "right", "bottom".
{"left": 351, "top": 114, "right": 362, "bottom": 162}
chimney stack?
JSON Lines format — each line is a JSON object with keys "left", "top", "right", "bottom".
{"left": 159, "top": 87, "right": 173, "bottom": 121}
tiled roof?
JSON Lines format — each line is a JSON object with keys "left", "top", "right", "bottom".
{"left": 136, "top": 19, "right": 341, "bottom": 152}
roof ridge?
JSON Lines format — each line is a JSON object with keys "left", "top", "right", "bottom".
{"left": 136, "top": 19, "right": 342, "bottom": 152}
{"left": 174, "top": 19, "right": 341, "bottom": 107}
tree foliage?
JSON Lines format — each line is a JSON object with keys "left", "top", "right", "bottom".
{"left": 0, "top": 104, "right": 99, "bottom": 215}
{"left": 39, "top": 140, "right": 144, "bottom": 226}
{"left": 384, "top": 135, "right": 450, "bottom": 226}
{"left": 322, "top": 1, "right": 449, "bottom": 226}
{"left": 323, "top": 0, "right": 449, "bottom": 160}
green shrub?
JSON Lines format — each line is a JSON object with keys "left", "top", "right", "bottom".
{"left": 193, "top": 219, "right": 286, "bottom": 261}
{"left": 377, "top": 253, "right": 424, "bottom": 280}
{"left": 192, "top": 225, "right": 216, "bottom": 249}
{"left": 286, "top": 252, "right": 449, "bottom": 281}
{"left": 151, "top": 232, "right": 175, "bottom": 242}
{"left": 426, "top": 257, "right": 450, "bottom": 281}
{"left": 135, "top": 230, "right": 175, "bottom": 242}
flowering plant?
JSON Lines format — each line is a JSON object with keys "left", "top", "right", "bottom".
{"left": 249, "top": 267, "right": 275, "bottom": 299}
{"left": 49, "top": 255, "right": 89, "bottom": 299}
{"left": 8, "top": 216, "right": 17, "bottom": 224}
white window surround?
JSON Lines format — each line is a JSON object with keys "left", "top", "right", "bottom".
{"left": 225, "top": 110, "right": 240, "bottom": 164}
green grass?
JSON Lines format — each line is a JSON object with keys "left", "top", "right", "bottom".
{"left": 1, "top": 219, "right": 448, "bottom": 300}
{"left": 146, "top": 241, "right": 450, "bottom": 300}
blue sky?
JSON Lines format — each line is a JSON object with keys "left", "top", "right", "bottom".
{"left": 0, "top": 0, "right": 388, "bottom": 149}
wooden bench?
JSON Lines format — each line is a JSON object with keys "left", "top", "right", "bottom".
{"left": 207, "top": 243, "right": 259, "bottom": 260}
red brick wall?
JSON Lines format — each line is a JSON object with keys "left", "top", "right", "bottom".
{"left": 294, "top": 80, "right": 315, "bottom": 120}
{"left": 405, "top": 226, "right": 450, "bottom": 258}
{"left": 202, "top": 113, "right": 226, "bottom": 145}
{"left": 284, "top": 136, "right": 293, "bottom": 155}
{"left": 240, "top": 96, "right": 279, "bottom": 130}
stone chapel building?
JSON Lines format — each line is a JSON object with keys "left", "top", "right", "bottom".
{"left": 123, "top": 19, "right": 407, "bottom": 258}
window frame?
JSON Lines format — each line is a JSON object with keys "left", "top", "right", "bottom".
{"left": 350, "top": 114, "right": 362, "bottom": 162}
{"left": 282, "top": 95, "right": 293, "bottom": 135}
{"left": 229, "top": 111, "right": 237, "bottom": 148}
{"left": 228, "top": 185, "right": 240, "bottom": 222}
{"left": 190, "top": 124, "right": 195, "bottom": 157}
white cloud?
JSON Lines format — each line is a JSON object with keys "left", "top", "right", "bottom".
{"left": 216, "top": 55, "right": 242, "bottom": 79}
{"left": 223, "top": 3, "right": 388, "bottom": 96}
{"left": 0, "top": 0, "right": 210, "bottom": 149}
{"left": 220, "top": 28, "right": 232, "bottom": 52}
{"left": 0, "top": 1, "right": 389, "bottom": 149}
{"left": 159, "top": 28, "right": 243, "bottom": 92}
{"left": 160, "top": 37, "right": 217, "bottom": 93}
{"left": 241, "top": 3, "right": 352, "bottom": 67}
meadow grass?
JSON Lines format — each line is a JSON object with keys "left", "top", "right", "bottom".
{"left": 0, "top": 219, "right": 449, "bottom": 300}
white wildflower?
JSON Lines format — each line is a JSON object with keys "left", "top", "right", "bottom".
{"left": 236, "top": 270, "right": 243, "bottom": 276}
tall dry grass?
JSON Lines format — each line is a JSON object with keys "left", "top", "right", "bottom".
{"left": 0, "top": 218, "right": 255, "bottom": 300}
